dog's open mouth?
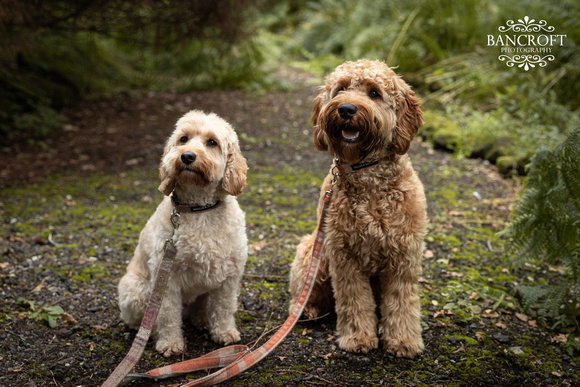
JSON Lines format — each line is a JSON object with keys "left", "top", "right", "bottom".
{"left": 341, "top": 128, "right": 360, "bottom": 143}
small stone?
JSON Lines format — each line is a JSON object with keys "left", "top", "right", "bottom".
{"left": 493, "top": 334, "right": 511, "bottom": 343}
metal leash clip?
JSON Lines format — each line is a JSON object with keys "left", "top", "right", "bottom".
{"left": 164, "top": 208, "right": 181, "bottom": 252}
{"left": 326, "top": 158, "right": 341, "bottom": 196}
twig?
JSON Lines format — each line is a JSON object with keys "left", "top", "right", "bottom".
{"left": 50, "top": 370, "right": 59, "bottom": 387}
{"left": 48, "top": 295, "right": 80, "bottom": 307}
{"left": 48, "top": 232, "right": 60, "bottom": 247}
{"left": 247, "top": 312, "right": 278, "bottom": 350}
{"left": 486, "top": 238, "right": 494, "bottom": 252}
{"left": 298, "top": 312, "right": 331, "bottom": 323}
{"left": 182, "top": 337, "right": 187, "bottom": 361}
{"left": 244, "top": 273, "right": 287, "bottom": 281}
{"left": 100, "top": 215, "right": 117, "bottom": 231}
{"left": 276, "top": 369, "right": 337, "bottom": 386}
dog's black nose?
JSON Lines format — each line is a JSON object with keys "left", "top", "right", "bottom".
{"left": 181, "top": 151, "right": 196, "bottom": 165}
{"left": 338, "top": 103, "right": 358, "bottom": 119}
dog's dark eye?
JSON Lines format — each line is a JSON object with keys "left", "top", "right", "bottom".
{"left": 369, "top": 90, "right": 381, "bottom": 99}
{"left": 207, "top": 139, "right": 218, "bottom": 147}
{"left": 179, "top": 136, "right": 188, "bottom": 143}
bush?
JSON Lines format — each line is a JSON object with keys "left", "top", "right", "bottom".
{"left": 0, "top": 0, "right": 263, "bottom": 146}
{"left": 501, "top": 128, "right": 580, "bottom": 353}
{"left": 270, "top": 0, "right": 579, "bottom": 171}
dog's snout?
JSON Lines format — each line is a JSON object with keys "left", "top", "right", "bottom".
{"left": 338, "top": 103, "right": 358, "bottom": 119}
{"left": 181, "top": 151, "right": 196, "bottom": 165}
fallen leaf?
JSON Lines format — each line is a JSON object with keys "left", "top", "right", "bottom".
{"left": 277, "top": 356, "right": 286, "bottom": 361}
{"left": 423, "top": 249, "right": 434, "bottom": 258}
{"left": 93, "top": 325, "right": 107, "bottom": 331}
{"left": 250, "top": 241, "right": 267, "bottom": 252}
{"left": 7, "top": 369, "right": 22, "bottom": 374}
{"left": 475, "top": 331, "right": 484, "bottom": 341}
{"left": 0, "top": 262, "right": 9, "bottom": 270}
{"left": 326, "top": 334, "right": 335, "bottom": 341}
{"left": 9, "top": 234, "right": 24, "bottom": 242}
{"left": 551, "top": 333, "right": 569, "bottom": 344}
{"left": 495, "top": 322, "right": 507, "bottom": 329}
{"left": 515, "top": 313, "right": 528, "bottom": 322}
{"left": 482, "top": 309, "right": 499, "bottom": 318}
{"left": 31, "top": 279, "right": 45, "bottom": 293}
{"left": 87, "top": 342, "right": 96, "bottom": 352}
{"left": 449, "top": 272, "right": 463, "bottom": 277}
{"left": 322, "top": 353, "right": 333, "bottom": 360}
{"left": 302, "top": 328, "right": 308, "bottom": 336}
{"left": 62, "top": 312, "right": 78, "bottom": 325}
{"left": 528, "top": 320, "right": 537, "bottom": 327}
{"left": 552, "top": 371, "right": 563, "bottom": 377}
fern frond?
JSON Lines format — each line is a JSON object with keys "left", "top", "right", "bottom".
{"left": 505, "top": 129, "right": 580, "bottom": 333}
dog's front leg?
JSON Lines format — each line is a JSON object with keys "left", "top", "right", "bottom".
{"left": 205, "top": 275, "right": 241, "bottom": 346}
{"left": 154, "top": 282, "right": 185, "bottom": 357}
{"left": 378, "top": 257, "right": 424, "bottom": 358}
{"left": 330, "top": 257, "right": 379, "bottom": 353}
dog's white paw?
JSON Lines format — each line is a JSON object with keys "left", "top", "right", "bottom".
{"left": 211, "top": 328, "right": 241, "bottom": 346}
{"left": 156, "top": 337, "right": 184, "bottom": 357}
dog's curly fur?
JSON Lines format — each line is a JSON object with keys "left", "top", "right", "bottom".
{"left": 118, "top": 110, "right": 248, "bottom": 357}
{"left": 289, "top": 60, "right": 427, "bottom": 358}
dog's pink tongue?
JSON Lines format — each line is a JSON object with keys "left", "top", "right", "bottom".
{"left": 342, "top": 129, "right": 360, "bottom": 140}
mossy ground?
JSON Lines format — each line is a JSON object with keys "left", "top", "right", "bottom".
{"left": 1, "top": 85, "right": 578, "bottom": 386}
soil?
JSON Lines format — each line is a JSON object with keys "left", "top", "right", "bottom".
{"left": 1, "top": 81, "right": 578, "bottom": 386}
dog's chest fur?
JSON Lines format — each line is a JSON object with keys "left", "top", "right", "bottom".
{"left": 164, "top": 205, "right": 246, "bottom": 295}
{"left": 325, "top": 159, "right": 425, "bottom": 273}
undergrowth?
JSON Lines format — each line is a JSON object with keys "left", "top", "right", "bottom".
{"left": 501, "top": 129, "right": 580, "bottom": 354}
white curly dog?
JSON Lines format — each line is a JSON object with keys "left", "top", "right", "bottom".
{"left": 118, "top": 110, "right": 248, "bottom": 357}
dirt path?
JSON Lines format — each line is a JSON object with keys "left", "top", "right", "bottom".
{"left": 1, "top": 86, "right": 578, "bottom": 386}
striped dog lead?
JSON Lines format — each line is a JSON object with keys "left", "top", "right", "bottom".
{"left": 103, "top": 189, "right": 334, "bottom": 386}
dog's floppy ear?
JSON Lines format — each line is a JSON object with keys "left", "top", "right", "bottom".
{"left": 390, "top": 89, "right": 424, "bottom": 155}
{"left": 311, "top": 93, "right": 329, "bottom": 151}
{"left": 222, "top": 141, "right": 248, "bottom": 196}
{"left": 158, "top": 146, "right": 176, "bottom": 196}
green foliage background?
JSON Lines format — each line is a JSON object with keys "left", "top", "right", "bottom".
{"left": 3, "top": 0, "right": 578, "bottom": 174}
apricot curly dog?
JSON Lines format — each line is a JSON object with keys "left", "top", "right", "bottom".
{"left": 289, "top": 60, "right": 427, "bottom": 358}
{"left": 118, "top": 110, "right": 248, "bottom": 357}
